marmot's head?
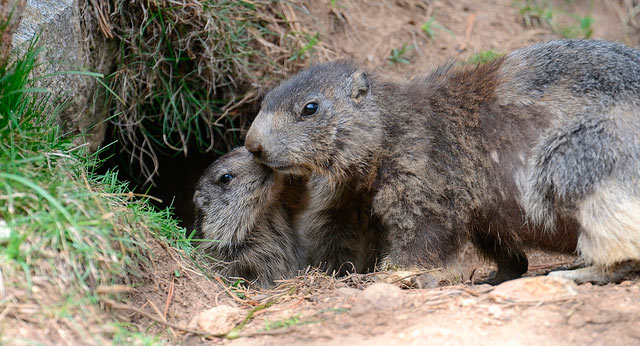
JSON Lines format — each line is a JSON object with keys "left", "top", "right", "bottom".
{"left": 245, "top": 61, "right": 383, "bottom": 180}
{"left": 193, "top": 147, "right": 281, "bottom": 254}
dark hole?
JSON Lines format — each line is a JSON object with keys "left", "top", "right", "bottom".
{"left": 94, "top": 100, "right": 262, "bottom": 234}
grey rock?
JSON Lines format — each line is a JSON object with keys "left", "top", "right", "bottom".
{"left": 11, "top": 0, "right": 113, "bottom": 152}
{"left": 337, "top": 287, "right": 361, "bottom": 297}
{"left": 188, "top": 305, "right": 244, "bottom": 335}
{"left": 488, "top": 276, "right": 578, "bottom": 303}
{"left": 351, "top": 283, "right": 405, "bottom": 316}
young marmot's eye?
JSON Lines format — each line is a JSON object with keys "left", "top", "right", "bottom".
{"left": 301, "top": 102, "right": 319, "bottom": 117}
{"left": 219, "top": 173, "right": 233, "bottom": 184}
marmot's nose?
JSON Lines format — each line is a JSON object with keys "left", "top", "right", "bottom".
{"left": 246, "top": 141, "right": 264, "bottom": 160}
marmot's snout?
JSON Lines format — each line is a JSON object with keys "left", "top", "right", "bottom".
{"left": 245, "top": 140, "right": 264, "bottom": 161}
{"left": 245, "top": 120, "right": 268, "bottom": 162}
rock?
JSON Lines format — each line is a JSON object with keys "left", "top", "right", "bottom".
{"left": 460, "top": 298, "right": 476, "bottom": 307}
{"left": 188, "top": 305, "right": 244, "bottom": 335}
{"left": 487, "top": 305, "right": 503, "bottom": 318}
{"left": 11, "top": 0, "right": 114, "bottom": 152}
{"left": 1, "top": 0, "right": 26, "bottom": 63}
{"left": 351, "top": 283, "right": 405, "bottom": 316}
{"left": 376, "top": 270, "right": 439, "bottom": 289}
{"left": 567, "top": 313, "right": 587, "bottom": 328}
{"left": 0, "top": 219, "right": 10, "bottom": 243}
{"left": 488, "top": 276, "right": 578, "bottom": 303}
{"left": 337, "top": 287, "right": 360, "bottom": 297}
{"left": 567, "top": 306, "right": 625, "bottom": 328}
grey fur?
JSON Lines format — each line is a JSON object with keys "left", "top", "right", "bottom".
{"left": 503, "top": 41, "right": 640, "bottom": 230}
{"left": 193, "top": 147, "right": 307, "bottom": 287}
{"left": 246, "top": 39, "right": 640, "bottom": 284}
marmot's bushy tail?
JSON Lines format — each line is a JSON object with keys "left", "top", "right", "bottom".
{"left": 523, "top": 113, "right": 618, "bottom": 233}
{"left": 523, "top": 160, "right": 556, "bottom": 233}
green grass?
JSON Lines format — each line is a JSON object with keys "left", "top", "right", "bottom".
{"left": 388, "top": 44, "right": 413, "bottom": 65}
{"left": 465, "top": 50, "right": 505, "bottom": 65}
{"left": 260, "top": 308, "right": 348, "bottom": 333}
{"left": 421, "top": 16, "right": 453, "bottom": 39}
{"left": 559, "top": 14, "right": 593, "bottom": 39}
{"left": 0, "top": 37, "right": 195, "bottom": 343}
{"left": 288, "top": 32, "right": 320, "bottom": 61}
{"left": 514, "top": 0, "right": 554, "bottom": 27}
{"left": 513, "top": 0, "right": 594, "bottom": 39}
{"left": 263, "top": 314, "right": 302, "bottom": 331}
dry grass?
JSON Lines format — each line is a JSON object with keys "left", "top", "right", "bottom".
{"left": 84, "top": 0, "right": 331, "bottom": 185}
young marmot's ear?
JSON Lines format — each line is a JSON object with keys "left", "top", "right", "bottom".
{"left": 349, "top": 70, "right": 369, "bottom": 104}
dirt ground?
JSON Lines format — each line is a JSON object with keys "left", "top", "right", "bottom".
{"left": 128, "top": 244, "right": 640, "bottom": 345}
{"left": 119, "top": 1, "right": 640, "bottom": 345}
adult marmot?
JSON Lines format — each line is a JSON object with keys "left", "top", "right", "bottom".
{"left": 246, "top": 40, "right": 640, "bottom": 284}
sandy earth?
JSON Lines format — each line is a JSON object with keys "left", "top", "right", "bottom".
{"left": 128, "top": 244, "right": 639, "bottom": 345}
{"left": 219, "top": 277, "right": 640, "bottom": 346}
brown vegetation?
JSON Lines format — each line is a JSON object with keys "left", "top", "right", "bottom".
{"left": 85, "top": 0, "right": 331, "bottom": 184}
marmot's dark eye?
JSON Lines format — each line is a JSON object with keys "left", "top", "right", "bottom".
{"left": 219, "top": 174, "right": 233, "bottom": 184}
{"left": 301, "top": 102, "right": 318, "bottom": 117}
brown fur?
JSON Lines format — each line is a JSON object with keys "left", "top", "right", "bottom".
{"left": 369, "top": 59, "right": 578, "bottom": 281}
{"left": 247, "top": 40, "right": 640, "bottom": 284}
{"left": 299, "top": 174, "right": 387, "bottom": 274}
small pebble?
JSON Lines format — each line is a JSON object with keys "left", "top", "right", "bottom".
{"left": 188, "top": 305, "right": 244, "bottom": 335}
{"left": 0, "top": 219, "right": 10, "bottom": 242}
{"left": 351, "top": 283, "right": 405, "bottom": 316}
{"left": 489, "top": 276, "right": 577, "bottom": 303}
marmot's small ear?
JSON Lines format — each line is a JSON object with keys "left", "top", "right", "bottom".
{"left": 349, "top": 70, "right": 369, "bottom": 104}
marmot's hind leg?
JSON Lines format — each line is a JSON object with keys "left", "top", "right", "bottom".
{"left": 549, "top": 180, "right": 640, "bottom": 284}
{"left": 479, "top": 251, "right": 528, "bottom": 285}
{"left": 549, "top": 261, "right": 639, "bottom": 284}
{"left": 471, "top": 229, "right": 529, "bottom": 285}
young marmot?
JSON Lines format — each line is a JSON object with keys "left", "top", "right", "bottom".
{"left": 245, "top": 40, "right": 640, "bottom": 284}
{"left": 193, "top": 147, "right": 307, "bottom": 287}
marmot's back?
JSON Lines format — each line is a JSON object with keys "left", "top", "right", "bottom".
{"left": 244, "top": 40, "right": 640, "bottom": 285}
{"left": 497, "top": 40, "right": 640, "bottom": 114}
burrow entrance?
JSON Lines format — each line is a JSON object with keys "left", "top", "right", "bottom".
{"left": 95, "top": 101, "right": 262, "bottom": 233}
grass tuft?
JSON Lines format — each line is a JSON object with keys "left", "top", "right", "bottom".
{"left": 421, "top": 16, "right": 453, "bottom": 39}
{"left": 84, "top": 0, "right": 320, "bottom": 184}
{"left": 263, "top": 314, "right": 302, "bottom": 331}
{"left": 465, "top": 50, "right": 505, "bottom": 65}
{"left": 513, "top": 0, "right": 594, "bottom": 39}
{"left": 0, "top": 35, "right": 197, "bottom": 343}
{"left": 388, "top": 44, "right": 413, "bottom": 65}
